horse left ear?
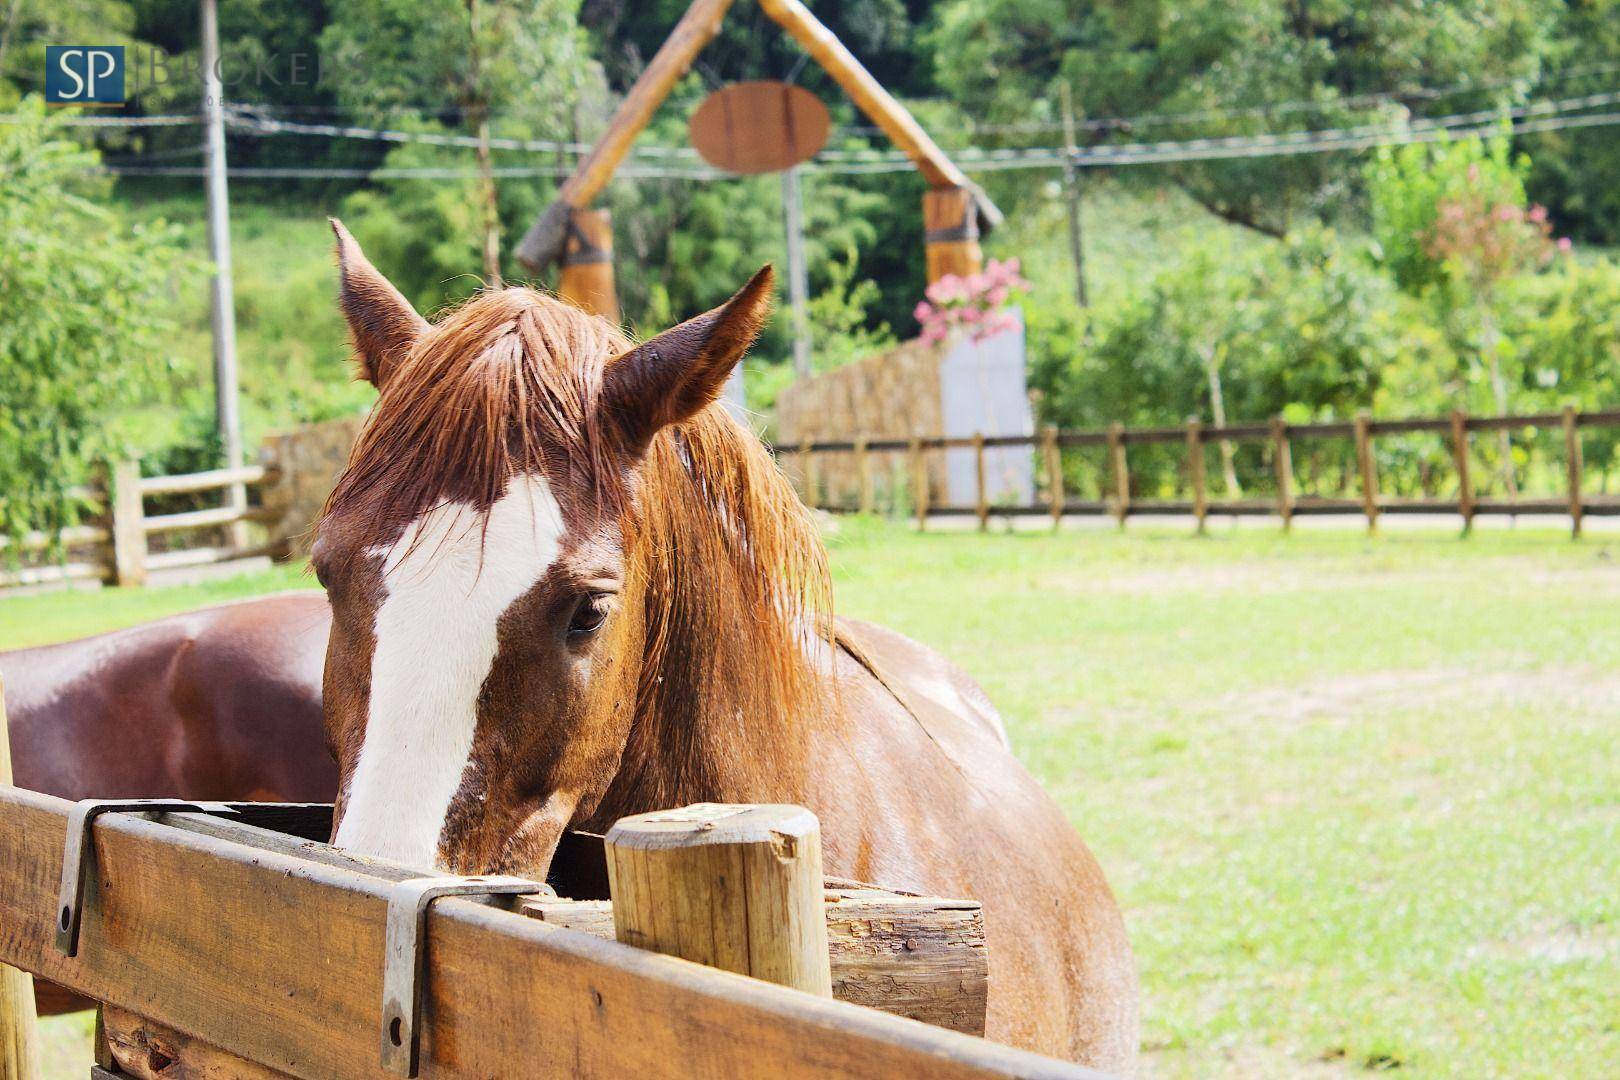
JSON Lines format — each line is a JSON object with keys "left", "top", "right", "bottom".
{"left": 331, "top": 218, "right": 429, "bottom": 389}
{"left": 601, "top": 265, "right": 774, "bottom": 455}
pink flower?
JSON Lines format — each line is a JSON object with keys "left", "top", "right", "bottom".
{"left": 913, "top": 301, "right": 934, "bottom": 323}
{"left": 960, "top": 306, "right": 982, "bottom": 323}
{"left": 1528, "top": 205, "right": 1549, "bottom": 223}
{"left": 1558, "top": 237, "right": 1574, "bottom": 252}
{"left": 1494, "top": 204, "right": 1517, "bottom": 222}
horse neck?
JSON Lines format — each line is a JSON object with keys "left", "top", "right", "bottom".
{"left": 591, "top": 441, "right": 836, "bottom": 820}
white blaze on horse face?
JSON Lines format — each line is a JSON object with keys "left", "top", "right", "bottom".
{"left": 333, "top": 474, "right": 563, "bottom": 868}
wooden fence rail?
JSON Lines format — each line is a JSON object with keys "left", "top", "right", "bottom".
{"left": 0, "top": 786, "right": 1096, "bottom": 1080}
{"left": 782, "top": 405, "right": 1620, "bottom": 537}
{"left": 1, "top": 462, "right": 276, "bottom": 591}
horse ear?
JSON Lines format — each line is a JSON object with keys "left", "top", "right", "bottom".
{"left": 601, "top": 265, "right": 774, "bottom": 454}
{"left": 330, "top": 219, "right": 428, "bottom": 389}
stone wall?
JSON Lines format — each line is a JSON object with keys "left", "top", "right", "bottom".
{"left": 258, "top": 414, "right": 366, "bottom": 557}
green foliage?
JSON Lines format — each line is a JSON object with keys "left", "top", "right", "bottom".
{"left": 0, "top": 101, "right": 191, "bottom": 543}
{"left": 1367, "top": 136, "right": 1535, "bottom": 295}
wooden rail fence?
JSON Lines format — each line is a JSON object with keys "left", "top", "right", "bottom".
{"left": 785, "top": 405, "right": 1618, "bottom": 537}
{"left": 1, "top": 462, "right": 275, "bottom": 590}
{"left": 0, "top": 784, "right": 1099, "bottom": 1079}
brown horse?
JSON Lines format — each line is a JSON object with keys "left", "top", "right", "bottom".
{"left": 1, "top": 592, "right": 337, "bottom": 1013}
{"left": 314, "top": 222, "right": 1138, "bottom": 1069}
{"left": 1, "top": 593, "right": 335, "bottom": 803}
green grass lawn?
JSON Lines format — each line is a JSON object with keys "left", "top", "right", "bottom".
{"left": 7, "top": 521, "right": 1618, "bottom": 1078}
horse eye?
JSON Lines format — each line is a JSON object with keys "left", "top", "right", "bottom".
{"left": 568, "top": 594, "right": 610, "bottom": 637}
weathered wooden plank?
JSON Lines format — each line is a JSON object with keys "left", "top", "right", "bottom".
{"left": 0, "top": 787, "right": 1093, "bottom": 1080}
{"left": 104, "top": 1006, "right": 292, "bottom": 1080}
{"left": 0, "top": 686, "right": 40, "bottom": 1080}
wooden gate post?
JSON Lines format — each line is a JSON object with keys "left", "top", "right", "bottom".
{"left": 1041, "top": 425, "right": 1063, "bottom": 530}
{"left": 1354, "top": 411, "right": 1380, "bottom": 536}
{"left": 1564, "top": 404, "right": 1584, "bottom": 539}
{"left": 604, "top": 804, "right": 833, "bottom": 997}
{"left": 1107, "top": 422, "right": 1129, "bottom": 529}
{"left": 922, "top": 187, "right": 982, "bottom": 283}
{"left": 0, "top": 678, "right": 41, "bottom": 1080}
{"left": 1451, "top": 409, "right": 1475, "bottom": 535}
{"left": 1186, "top": 418, "right": 1207, "bottom": 535}
{"left": 1271, "top": 417, "right": 1294, "bottom": 533}
{"left": 909, "top": 437, "right": 928, "bottom": 531}
{"left": 972, "top": 433, "right": 988, "bottom": 532}
{"left": 557, "top": 207, "right": 619, "bottom": 323}
{"left": 855, "top": 436, "right": 874, "bottom": 515}
{"left": 111, "top": 459, "right": 148, "bottom": 587}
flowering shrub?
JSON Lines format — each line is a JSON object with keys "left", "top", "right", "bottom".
{"left": 1425, "top": 176, "right": 1567, "bottom": 291}
{"left": 913, "top": 257, "right": 1030, "bottom": 344}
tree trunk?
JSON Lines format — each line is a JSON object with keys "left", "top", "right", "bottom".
{"left": 467, "top": 0, "right": 501, "bottom": 285}
{"left": 1202, "top": 343, "right": 1242, "bottom": 496}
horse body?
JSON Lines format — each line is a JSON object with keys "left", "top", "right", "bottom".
{"left": 312, "top": 222, "right": 1140, "bottom": 1070}
{"left": 1, "top": 593, "right": 334, "bottom": 802}
{"left": 590, "top": 615, "right": 1138, "bottom": 1062}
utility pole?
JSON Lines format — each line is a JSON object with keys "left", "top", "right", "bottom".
{"left": 1059, "top": 82, "right": 1089, "bottom": 308}
{"left": 781, "top": 164, "right": 812, "bottom": 378}
{"left": 200, "top": 0, "right": 246, "bottom": 539}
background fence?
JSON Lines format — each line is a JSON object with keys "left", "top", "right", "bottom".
{"left": 785, "top": 405, "right": 1619, "bottom": 536}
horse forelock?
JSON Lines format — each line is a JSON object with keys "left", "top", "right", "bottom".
{"left": 321, "top": 285, "right": 836, "bottom": 810}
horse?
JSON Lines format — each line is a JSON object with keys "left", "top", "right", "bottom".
{"left": 313, "top": 220, "right": 1139, "bottom": 1069}
{"left": 1, "top": 593, "right": 336, "bottom": 1014}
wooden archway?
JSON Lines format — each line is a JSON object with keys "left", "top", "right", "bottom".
{"left": 515, "top": 0, "right": 1001, "bottom": 321}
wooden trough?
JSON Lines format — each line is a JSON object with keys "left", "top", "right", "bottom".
{"left": 0, "top": 787, "right": 1104, "bottom": 1079}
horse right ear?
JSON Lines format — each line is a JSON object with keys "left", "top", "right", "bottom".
{"left": 331, "top": 219, "right": 428, "bottom": 389}
{"left": 600, "top": 265, "right": 774, "bottom": 456}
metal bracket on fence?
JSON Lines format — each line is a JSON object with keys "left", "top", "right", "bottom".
{"left": 380, "top": 874, "right": 554, "bottom": 1077}
{"left": 55, "top": 799, "right": 335, "bottom": 957}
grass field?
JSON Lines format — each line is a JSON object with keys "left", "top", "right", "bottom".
{"left": 6, "top": 521, "right": 1617, "bottom": 1078}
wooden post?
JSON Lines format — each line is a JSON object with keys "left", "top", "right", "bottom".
{"left": 1451, "top": 409, "right": 1475, "bottom": 535}
{"left": 557, "top": 207, "right": 619, "bottom": 322}
{"left": 855, "top": 436, "right": 874, "bottom": 515}
{"left": 0, "top": 678, "right": 41, "bottom": 1080}
{"left": 972, "top": 432, "right": 988, "bottom": 533}
{"left": 1354, "top": 411, "right": 1379, "bottom": 536}
{"left": 604, "top": 804, "right": 833, "bottom": 997}
{"left": 1186, "top": 418, "right": 1207, "bottom": 535}
{"left": 1564, "top": 404, "right": 1584, "bottom": 539}
{"left": 1107, "top": 422, "right": 1129, "bottom": 528}
{"left": 923, "top": 187, "right": 982, "bottom": 284}
{"left": 799, "top": 438, "right": 818, "bottom": 509}
{"left": 111, "top": 459, "right": 148, "bottom": 587}
{"left": 909, "top": 437, "right": 928, "bottom": 531}
{"left": 1271, "top": 417, "right": 1294, "bottom": 533}
{"left": 1041, "top": 425, "right": 1063, "bottom": 529}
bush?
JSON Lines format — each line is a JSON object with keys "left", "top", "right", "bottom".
{"left": 0, "top": 101, "right": 192, "bottom": 546}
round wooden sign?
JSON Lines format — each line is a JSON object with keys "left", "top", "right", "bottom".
{"left": 689, "top": 81, "right": 831, "bottom": 175}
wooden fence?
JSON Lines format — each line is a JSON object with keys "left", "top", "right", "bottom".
{"left": 0, "top": 462, "right": 275, "bottom": 591}
{"left": 0, "top": 783, "right": 1098, "bottom": 1079}
{"left": 786, "top": 405, "right": 1620, "bottom": 536}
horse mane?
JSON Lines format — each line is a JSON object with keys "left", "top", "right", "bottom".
{"left": 323, "top": 287, "right": 833, "bottom": 805}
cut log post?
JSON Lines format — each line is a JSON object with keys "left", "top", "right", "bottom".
{"left": 1354, "top": 411, "right": 1379, "bottom": 536}
{"left": 1564, "top": 404, "right": 1584, "bottom": 539}
{"left": 1271, "top": 417, "right": 1294, "bottom": 533}
{"left": 1451, "top": 409, "right": 1475, "bottom": 535}
{"left": 605, "top": 804, "right": 833, "bottom": 997}
{"left": 1042, "top": 425, "right": 1063, "bottom": 530}
{"left": 909, "top": 437, "right": 928, "bottom": 531}
{"left": 0, "top": 678, "right": 40, "bottom": 1080}
{"left": 855, "top": 436, "right": 874, "bottom": 515}
{"left": 1107, "top": 422, "right": 1129, "bottom": 528}
{"left": 557, "top": 207, "right": 619, "bottom": 323}
{"left": 111, "top": 459, "right": 148, "bottom": 587}
{"left": 1186, "top": 418, "right": 1207, "bottom": 535}
{"left": 923, "top": 187, "right": 983, "bottom": 283}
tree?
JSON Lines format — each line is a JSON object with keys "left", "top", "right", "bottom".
{"left": 0, "top": 100, "right": 191, "bottom": 545}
